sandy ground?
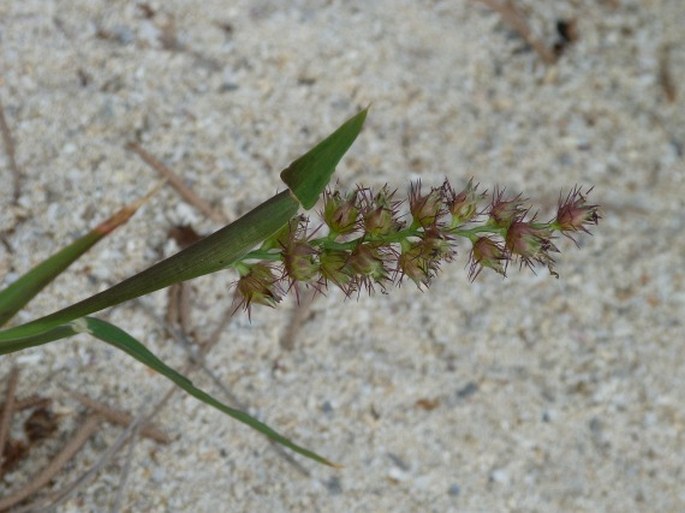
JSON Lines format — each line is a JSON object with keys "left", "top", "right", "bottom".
{"left": 1, "top": 1, "right": 684, "bottom": 512}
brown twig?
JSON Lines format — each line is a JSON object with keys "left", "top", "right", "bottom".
{"left": 166, "top": 282, "right": 194, "bottom": 334}
{"left": 68, "top": 391, "right": 171, "bottom": 444}
{"left": 474, "top": 0, "right": 557, "bottom": 65}
{"left": 166, "top": 226, "right": 202, "bottom": 333}
{"left": 0, "top": 395, "right": 52, "bottom": 413}
{"left": 0, "top": 415, "right": 102, "bottom": 511}
{"left": 177, "top": 283, "right": 193, "bottom": 333}
{"left": 0, "top": 99, "right": 22, "bottom": 205}
{"left": 0, "top": 367, "right": 20, "bottom": 467}
{"left": 659, "top": 44, "right": 677, "bottom": 103}
{"left": 125, "top": 141, "right": 225, "bottom": 223}
{"left": 280, "top": 289, "right": 317, "bottom": 351}
{"left": 109, "top": 420, "right": 142, "bottom": 513}
{"left": 17, "top": 408, "right": 155, "bottom": 512}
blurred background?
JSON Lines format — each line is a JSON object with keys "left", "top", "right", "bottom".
{"left": 1, "top": 1, "right": 683, "bottom": 511}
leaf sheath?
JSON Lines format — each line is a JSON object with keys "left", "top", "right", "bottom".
{"left": 0, "top": 191, "right": 298, "bottom": 342}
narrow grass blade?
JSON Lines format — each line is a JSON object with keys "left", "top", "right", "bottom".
{"left": 280, "top": 108, "right": 367, "bottom": 209}
{"left": 83, "top": 317, "right": 336, "bottom": 466}
{"left": 0, "top": 188, "right": 160, "bottom": 327}
{"left": 0, "top": 324, "right": 78, "bottom": 355}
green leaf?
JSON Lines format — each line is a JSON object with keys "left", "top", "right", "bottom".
{"left": 83, "top": 317, "right": 336, "bottom": 466}
{"left": 0, "top": 324, "right": 81, "bottom": 355}
{"left": 281, "top": 108, "right": 367, "bottom": 209}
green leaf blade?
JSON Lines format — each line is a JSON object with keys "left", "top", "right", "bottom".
{"left": 280, "top": 108, "right": 367, "bottom": 209}
{"left": 84, "top": 317, "right": 336, "bottom": 466}
{"left": 0, "top": 324, "right": 79, "bottom": 355}
{"left": 0, "top": 232, "right": 101, "bottom": 327}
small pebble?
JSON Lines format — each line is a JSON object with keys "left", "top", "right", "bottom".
{"left": 324, "top": 476, "right": 343, "bottom": 495}
{"left": 489, "top": 468, "right": 509, "bottom": 485}
{"left": 321, "top": 400, "right": 334, "bottom": 415}
{"left": 448, "top": 483, "right": 461, "bottom": 497}
{"left": 456, "top": 382, "right": 479, "bottom": 399}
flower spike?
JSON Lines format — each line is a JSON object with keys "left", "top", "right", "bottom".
{"left": 230, "top": 180, "right": 599, "bottom": 311}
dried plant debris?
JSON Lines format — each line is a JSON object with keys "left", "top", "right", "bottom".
{"left": 166, "top": 225, "right": 203, "bottom": 332}
{"left": 1, "top": 403, "right": 60, "bottom": 476}
{"left": 553, "top": 18, "right": 579, "bottom": 57}
{"left": 1, "top": 438, "right": 28, "bottom": 476}
{"left": 659, "top": 44, "right": 677, "bottom": 103}
{"left": 168, "top": 225, "right": 203, "bottom": 248}
{"left": 0, "top": 368, "right": 169, "bottom": 509}
{"left": 473, "top": 0, "right": 558, "bottom": 65}
{"left": 127, "top": 142, "right": 225, "bottom": 223}
{"left": 414, "top": 398, "right": 441, "bottom": 411}
{"left": 68, "top": 392, "right": 171, "bottom": 444}
{"left": 0, "top": 415, "right": 102, "bottom": 511}
{"left": 0, "top": 100, "right": 22, "bottom": 206}
{"left": 0, "top": 368, "right": 20, "bottom": 472}
{"left": 23, "top": 408, "right": 59, "bottom": 443}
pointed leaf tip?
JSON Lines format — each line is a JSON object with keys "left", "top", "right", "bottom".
{"left": 281, "top": 108, "right": 368, "bottom": 210}
{"left": 84, "top": 317, "right": 335, "bottom": 466}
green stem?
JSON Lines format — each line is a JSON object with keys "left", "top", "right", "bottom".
{"left": 238, "top": 221, "right": 511, "bottom": 270}
{"left": 237, "top": 250, "right": 283, "bottom": 263}
{"left": 452, "top": 225, "right": 507, "bottom": 242}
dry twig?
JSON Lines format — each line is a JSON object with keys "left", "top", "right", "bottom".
{"left": 0, "top": 368, "right": 20, "bottom": 467}
{"left": 17, "top": 405, "right": 163, "bottom": 512}
{"left": 0, "top": 100, "right": 22, "bottom": 205}
{"left": 280, "top": 289, "right": 317, "bottom": 351}
{"left": 0, "top": 396, "right": 51, "bottom": 414}
{"left": 166, "top": 282, "right": 194, "bottom": 333}
{"left": 0, "top": 415, "right": 102, "bottom": 511}
{"left": 109, "top": 420, "right": 142, "bottom": 513}
{"left": 165, "top": 225, "right": 204, "bottom": 332}
{"left": 126, "top": 141, "right": 225, "bottom": 223}
{"left": 68, "top": 391, "right": 171, "bottom": 444}
{"left": 659, "top": 44, "right": 677, "bottom": 103}
{"left": 473, "top": 0, "right": 557, "bottom": 65}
